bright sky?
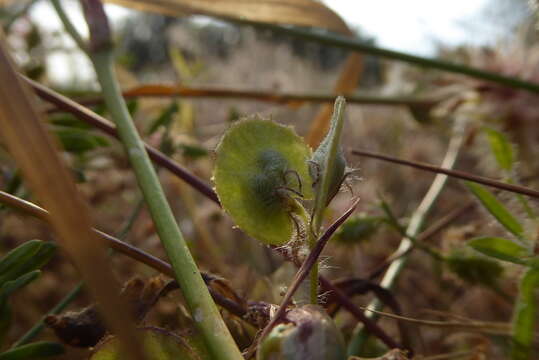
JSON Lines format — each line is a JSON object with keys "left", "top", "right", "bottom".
{"left": 324, "top": 0, "right": 509, "bottom": 54}
{"left": 27, "top": 0, "right": 523, "bottom": 83}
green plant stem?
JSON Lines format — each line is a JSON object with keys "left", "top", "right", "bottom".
{"left": 50, "top": 0, "right": 86, "bottom": 51}
{"left": 90, "top": 51, "right": 242, "bottom": 360}
{"left": 3, "top": 0, "right": 40, "bottom": 31}
{"left": 307, "top": 97, "right": 346, "bottom": 305}
{"left": 379, "top": 199, "right": 445, "bottom": 261}
{"left": 231, "top": 20, "right": 539, "bottom": 94}
{"left": 348, "top": 117, "right": 466, "bottom": 356}
{"left": 308, "top": 231, "right": 318, "bottom": 304}
{"left": 51, "top": 1, "right": 241, "bottom": 356}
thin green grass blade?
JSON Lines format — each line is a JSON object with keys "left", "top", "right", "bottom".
{"left": 0, "top": 241, "right": 55, "bottom": 287}
{"left": 484, "top": 127, "right": 514, "bottom": 172}
{"left": 468, "top": 236, "right": 529, "bottom": 265}
{"left": 0, "top": 342, "right": 64, "bottom": 359}
{"left": 466, "top": 182, "right": 524, "bottom": 240}
{"left": 511, "top": 268, "right": 539, "bottom": 360}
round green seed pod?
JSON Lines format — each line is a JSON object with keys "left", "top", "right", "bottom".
{"left": 213, "top": 117, "right": 312, "bottom": 246}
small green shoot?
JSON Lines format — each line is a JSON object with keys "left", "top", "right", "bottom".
{"left": 511, "top": 268, "right": 539, "bottom": 360}
{"left": 90, "top": 328, "right": 199, "bottom": 360}
{"left": 468, "top": 237, "right": 528, "bottom": 265}
{"left": 310, "top": 96, "right": 347, "bottom": 232}
{"left": 332, "top": 215, "right": 382, "bottom": 245}
{"left": 484, "top": 127, "right": 514, "bottom": 172}
{"left": 465, "top": 182, "right": 525, "bottom": 241}
{"left": 0, "top": 240, "right": 62, "bottom": 358}
{"left": 0, "top": 342, "right": 64, "bottom": 360}
{"left": 446, "top": 251, "right": 503, "bottom": 288}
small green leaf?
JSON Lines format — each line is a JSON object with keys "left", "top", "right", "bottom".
{"left": 147, "top": 102, "right": 179, "bottom": 135}
{"left": 511, "top": 268, "right": 539, "bottom": 360}
{"left": 310, "top": 97, "right": 347, "bottom": 231}
{"left": 446, "top": 251, "right": 503, "bottom": 287}
{"left": 126, "top": 99, "right": 139, "bottom": 117}
{"left": 0, "top": 342, "right": 64, "bottom": 360}
{"left": 0, "top": 240, "right": 42, "bottom": 278}
{"left": 0, "top": 271, "right": 41, "bottom": 345}
{"left": 332, "top": 215, "right": 381, "bottom": 245}
{"left": 468, "top": 237, "right": 529, "bottom": 265}
{"left": 213, "top": 117, "right": 312, "bottom": 245}
{"left": 0, "top": 240, "right": 56, "bottom": 287}
{"left": 0, "top": 302, "right": 11, "bottom": 347}
{"left": 465, "top": 182, "right": 524, "bottom": 239}
{"left": 378, "top": 197, "right": 407, "bottom": 236}
{"left": 89, "top": 328, "right": 199, "bottom": 360}
{"left": 53, "top": 125, "right": 110, "bottom": 154}
{"left": 50, "top": 113, "right": 92, "bottom": 129}
{"left": 484, "top": 127, "right": 514, "bottom": 171}
{"left": 0, "top": 271, "right": 41, "bottom": 300}
{"left": 179, "top": 144, "right": 208, "bottom": 160}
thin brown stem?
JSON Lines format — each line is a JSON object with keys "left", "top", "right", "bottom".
{"left": 0, "top": 190, "right": 248, "bottom": 321}
{"left": 46, "top": 84, "right": 436, "bottom": 110}
{"left": 351, "top": 149, "right": 539, "bottom": 199}
{"left": 25, "top": 76, "right": 220, "bottom": 205}
{"left": 256, "top": 199, "right": 402, "bottom": 350}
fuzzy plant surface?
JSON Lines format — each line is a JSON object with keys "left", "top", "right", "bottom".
{"left": 213, "top": 116, "right": 313, "bottom": 246}
{"left": 256, "top": 305, "right": 346, "bottom": 360}
{"left": 89, "top": 328, "right": 201, "bottom": 360}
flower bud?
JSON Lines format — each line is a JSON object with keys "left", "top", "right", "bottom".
{"left": 257, "top": 305, "right": 345, "bottom": 360}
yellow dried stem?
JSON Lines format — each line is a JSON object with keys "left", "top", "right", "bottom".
{"left": 0, "top": 32, "right": 145, "bottom": 360}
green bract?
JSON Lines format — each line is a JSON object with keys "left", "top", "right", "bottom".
{"left": 213, "top": 116, "right": 312, "bottom": 245}
{"left": 89, "top": 328, "right": 197, "bottom": 360}
{"left": 309, "top": 97, "right": 347, "bottom": 232}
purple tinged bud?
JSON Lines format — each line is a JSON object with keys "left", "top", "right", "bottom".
{"left": 81, "top": 0, "right": 112, "bottom": 53}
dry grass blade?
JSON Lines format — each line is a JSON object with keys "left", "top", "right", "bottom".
{"left": 351, "top": 149, "right": 539, "bottom": 199}
{"left": 359, "top": 307, "right": 512, "bottom": 336}
{"left": 0, "top": 33, "right": 145, "bottom": 360}
{"left": 104, "top": 0, "right": 349, "bottom": 34}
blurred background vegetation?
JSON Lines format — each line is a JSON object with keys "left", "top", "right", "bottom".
{"left": 2, "top": 0, "right": 539, "bottom": 359}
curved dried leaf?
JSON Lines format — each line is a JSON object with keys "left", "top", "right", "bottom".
{"left": 0, "top": 33, "right": 142, "bottom": 358}
{"left": 104, "top": 0, "right": 349, "bottom": 34}
{"left": 306, "top": 54, "right": 362, "bottom": 147}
